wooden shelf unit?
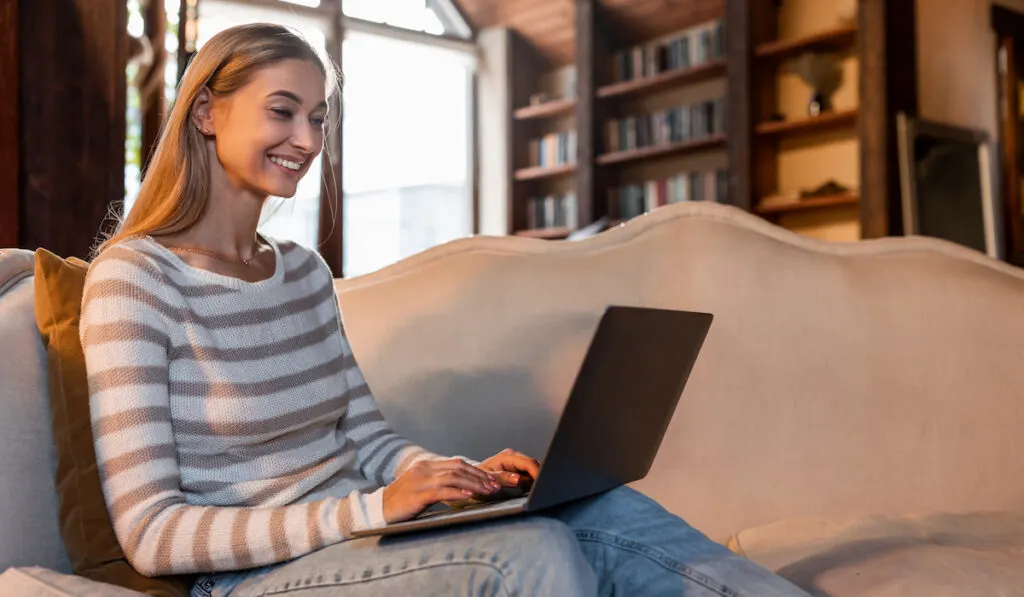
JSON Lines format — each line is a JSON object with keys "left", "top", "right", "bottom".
{"left": 755, "top": 193, "right": 859, "bottom": 215}
{"left": 754, "top": 24, "right": 858, "bottom": 61}
{"left": 597, "top": 135, "right": 726, "bottom": 166}
{"left": 755, "top": 109, "right": 858, "bottom": 137}
{"left": 596, "top": 59, "right": 727, "bottom": 99}
{"left": 505, "top": 1, "right": 730, "bottom": 239}
{"left": 513, "top": 163, "right": 577, "bottom": 181}
{"left": 726, "top": 0, "right": 916, "bottom": 241}
{"left": 514, "top": 98, "right": 577, "bottom": 120}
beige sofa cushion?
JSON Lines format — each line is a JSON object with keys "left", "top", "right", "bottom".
{"left": 334, "top": 202, "right": 1024, "bottom": 542}
{"left": 727, "top": 510, "right": 1024, "bottom": 596}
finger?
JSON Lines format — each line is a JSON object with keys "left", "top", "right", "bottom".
{"left": 490, "top": 470, "right": 523, "bottom": 487}
{"left": 427, "top": 486, "right": 478, "bottom": 505}
{"left": 429, "top": 458, "right": 495, "bottom": 486}
{"left": 502, "top": 452, "right": 541, "bottom": 481}
{"left": 432, "top": 469, "right": 498, "bottom": 495}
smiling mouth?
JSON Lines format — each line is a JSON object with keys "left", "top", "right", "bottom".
{"left": 268, "top": 155, "right": 305, "bottom": 173}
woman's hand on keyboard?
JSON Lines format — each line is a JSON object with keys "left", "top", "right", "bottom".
{"left": 382, "top": 458, "right": 501, "bottom": 523}
{"left": 477, "top": 448, "right": 542, "bottom": 486}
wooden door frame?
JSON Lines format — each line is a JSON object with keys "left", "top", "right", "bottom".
{"left": 992, "top": 4, "right": 1024, "bottom": 265}
{"left": 0, "top": 0, "right": 18, "bottom": 248}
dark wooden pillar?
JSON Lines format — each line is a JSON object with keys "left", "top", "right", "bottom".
{"left": 726, "top": 0, "right": 776, "bottom": 211}
{"left": 19, "top": 0, "right": 127, "bottom": 259}
{"left": 575, "top": 0, "right": 602, "bottom": 225}
{"left": 141, "top": 0, "right": 167, "bottom": 175}
{"left": 0, "top": 0, "right": 18, "bottom": 248}
{"left": 318, "top": 0, "right": 345, "bottom": 276}
{"left": 992, "top": 5, "right": 1024, "bottom": 266}
{"left": 859, "top": 0, "right": 917, "bottom": 238}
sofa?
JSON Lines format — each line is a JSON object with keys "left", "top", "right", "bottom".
{"left": 2, "top": 201, "right": 1024, "bottom": 596}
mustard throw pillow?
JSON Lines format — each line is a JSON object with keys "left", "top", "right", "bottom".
{"left": 33, "top": 248, "right": 193, "bottom": 597}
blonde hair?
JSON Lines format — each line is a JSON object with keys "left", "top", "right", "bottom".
{"left": 95, "top": 23, "right": 341, "bottom": 257}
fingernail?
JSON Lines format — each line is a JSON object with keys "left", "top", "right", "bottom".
{"left": 510, "top": 474, "right": 519, "bottom": 481}
{"left": 488, "top": 474, "right": 496, "bottom": 481}
{"left": 463, "top": 489, "right": 473, "bottom": 496}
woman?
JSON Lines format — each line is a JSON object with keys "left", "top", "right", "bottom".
{"left": 81, "top": 23, "right": 809, "bottom": 597}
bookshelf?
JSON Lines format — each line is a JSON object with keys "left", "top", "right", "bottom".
{"left": 500, "top": 0, "right": 915, "bottom": 241}
{"left": 727, "top": 0, "right": 917, "bottom": 240}
{"left": 505, "top": 0, "right": 730, "bottom": 238}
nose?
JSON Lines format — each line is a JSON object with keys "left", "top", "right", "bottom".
{"left": 290, "top": 121, "right": 318, "bottom": 153}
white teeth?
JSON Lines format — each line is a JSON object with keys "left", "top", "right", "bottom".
{"left": 269, "top": 156, "right": 303, "bottom": 171}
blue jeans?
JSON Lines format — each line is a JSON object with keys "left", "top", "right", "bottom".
{"left": 193, "top": 487, "right": 808, "bottom": 596}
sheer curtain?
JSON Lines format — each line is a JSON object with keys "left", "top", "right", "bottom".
{"left": 341, "top": 29, "right": 474, "bottom": 277}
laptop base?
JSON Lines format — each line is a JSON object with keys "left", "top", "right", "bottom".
{"left": 351, "top": 496, "right": 530, "bottom": 538}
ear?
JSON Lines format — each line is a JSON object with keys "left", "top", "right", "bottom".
{"left": 190, "top": 87, "right": 215, "bottom": 136}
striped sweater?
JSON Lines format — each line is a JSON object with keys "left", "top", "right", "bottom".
{"left": 79, "top": 236, "right": 445, "bottom": 577}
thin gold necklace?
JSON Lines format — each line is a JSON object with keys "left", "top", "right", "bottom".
{"left": 167, "top": 243, "right": 260, "bottom": 266}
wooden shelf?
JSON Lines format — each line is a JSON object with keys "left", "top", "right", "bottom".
{"left": 513, "top": 163, "right": 577, "bottom": 181}
{"left": 514, "top": 227, "right": 572, "bottom": 239}
{"left": 596, "top": 134, "right": 727, "bottom": 166}
{"left": 597, "top": 59, "right": 727, "bottom": 100}
{"left": 755, "top": 25, "right": 858, "bottom": 61}
{"left": 756, "top": 109, "right": 858, "bottom": 137}
{"left": 513, "top": 98, "right": 577, "bottom": 121}
{"left": 755, "top": 193, "right": 859, "bottom": 215}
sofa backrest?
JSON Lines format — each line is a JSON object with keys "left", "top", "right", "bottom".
{"left": 334, "top": 201, "right": 1024, "bottom": 543}
{"left": 0, "top": 249, "right": 69, "bottom": 573}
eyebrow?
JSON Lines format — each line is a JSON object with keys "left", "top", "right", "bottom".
{"left": 268, "top": 90, "right": 328, "bottom": 110}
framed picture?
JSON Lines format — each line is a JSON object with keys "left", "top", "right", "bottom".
{"left": 896, "top": 112, "right": 1003, "bottom": 260}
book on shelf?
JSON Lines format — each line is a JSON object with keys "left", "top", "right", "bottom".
{"left": 612, "top": 19, "right": 725, "bottom": 83}
{"left": 611, "top": 169, "right": 729, "bottom": 219}
{"left": 527, "top": 192, "right": 579, "bottom": 230}
{"left": 604, "top": 97, "right": 725, "bottom": 152}
{"left": 528, "top": 130, "right": 578, "bottom": 168}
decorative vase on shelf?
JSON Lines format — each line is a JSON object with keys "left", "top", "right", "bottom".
{"left": 808, "top": 91, "right": 832, "bottom": 116}
{"left": 786, "top": 52, "right": 843, "bottom": 117}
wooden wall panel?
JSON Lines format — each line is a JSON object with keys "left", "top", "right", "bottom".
{"left": 19, "top": 0, "right": 127, "bottom": 260}
{"left": 0, "top": 0, "right": 17, "bottom": 248}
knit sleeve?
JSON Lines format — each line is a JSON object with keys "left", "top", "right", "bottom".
{"left": 79, "top": 248, "right": 369, "bottom": 577}
{"left": 332, "top": 311, "right": 450, "bottom": 486}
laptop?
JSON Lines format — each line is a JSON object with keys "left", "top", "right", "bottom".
{"left": 351, "top": 305, "right": 713, "bottom": 538}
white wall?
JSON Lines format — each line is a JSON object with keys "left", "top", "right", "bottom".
{"left": 475, "top": 27, "right": 511, "bottom": 236}
{"left": 916, "top": 0, "right": 1024, "bottom": 135}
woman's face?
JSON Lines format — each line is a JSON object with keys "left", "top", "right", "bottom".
{"left": 207, "top": 58, "right": 328, "bottom": 199}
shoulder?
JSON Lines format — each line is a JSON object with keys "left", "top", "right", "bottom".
{"left": 85, "top": 237, "right": 170, "bottom": 290}
{"left": 81, "top": 238, "right": 176, "bottom": 323}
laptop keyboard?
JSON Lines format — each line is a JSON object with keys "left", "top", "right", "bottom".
{"left": 415, "top": 492, "right": 531, "bottom": 520}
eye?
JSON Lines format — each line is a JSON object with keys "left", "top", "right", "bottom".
{"left": 270, "top": 107, "right": 293, "bottom": 119}
{"left": 310, "top": 116, "right": 326, "bottom": 127}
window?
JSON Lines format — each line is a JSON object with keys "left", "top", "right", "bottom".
{"left": 125, "top": 0, "right": 182, "bottom": 216}
{"left": 341, "top": 8, "right": 476, "bottom": 277}
{"left": 343, "top": 0, "right": 471, "bottom": 38}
